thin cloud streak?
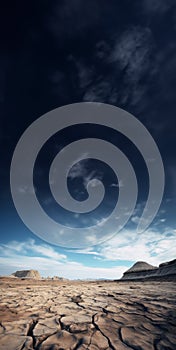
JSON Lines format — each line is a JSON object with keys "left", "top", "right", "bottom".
{"left": 0, "top": 239, "right": 127, "bottom": 279}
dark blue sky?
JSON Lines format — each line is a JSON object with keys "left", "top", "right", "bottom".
{"left": 0, "top": 0, "right": 176, "bottom": 278}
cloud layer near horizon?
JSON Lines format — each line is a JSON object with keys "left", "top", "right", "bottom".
{"left": 0, "top": 227, "right": 175, "bottom": 279}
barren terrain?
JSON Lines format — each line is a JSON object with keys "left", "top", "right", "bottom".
{"left": 0, "top": 278, "right": 175, "bottom": 349}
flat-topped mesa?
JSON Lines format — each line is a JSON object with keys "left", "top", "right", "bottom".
{"left": 12, "top": 269, "right": 41, "bottom": 279}
{"left": 122, "top": 259, "right": 176, "bottom": 280}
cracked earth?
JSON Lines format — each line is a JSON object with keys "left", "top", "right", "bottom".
{"left": 0, "top": 278, "right": 175, "bottom": 349}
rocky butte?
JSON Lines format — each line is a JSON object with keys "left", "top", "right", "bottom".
{"left": 12, "top": 270, "right": 41, "bottom": 279}
{"left": 122, "top": 258, "right": 176, "bottom": 280}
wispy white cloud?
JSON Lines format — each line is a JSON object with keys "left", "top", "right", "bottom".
{"left": 1, "top": 239, "right": 66, "bottom": 260}
{"left": 71, "top": 227, "right": 176, "bottom": 267}
{"left": 68, "top": 247, "right": 100, "bottom": 256}
{"left": 94, "top": 217, "right": 108, "bottom": 227}
{"left": 1, "top": 228, "right": 175, "bottom": 280}
{"left": 0, "top": 239, "right": 127, "bottom": 280}
{"left": 160, "top": 218, "right": 166, "bottom": 223}
{"left": 110, "top": 180, "right": 123, "bottom": 188}
{"left": 0, "top": 257, "right": 127, "bottom": 280}
{"left": 131, "top": 216, "right": 140, "bottom": 224}
{"left": 43, "top": 196, "right": 53, "bottom": 206}
{"left": 68, "top": 157, "right": 88, "bottom": 180}
{"left": 17, "top": 185, "right": 37, "bottom": 195}
{"left": 83, "top": 81, "right": 113, "bottom": 103}
{"left": 68, "top": 157, "right": 103, "bottom": 191}
{"left": 98, "top": 229, "right": 176, "bottom": 266}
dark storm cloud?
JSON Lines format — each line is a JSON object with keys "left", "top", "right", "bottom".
{"left": 1, "top": 0, "right": 176, "bottom": 237}
{"left": 82, "top": 26, "right": 155, "bottom": 108}
{"left": 45, "top": 0, "right": 176, "bottom": 218}
{"left": 142, "top": 0, "right": 175, "bottom": 15}
{"left": 46, "top": 0, "right": 175, "bottom": 117}
{"left": 46, "top": 0, "right": 176, "bottom": 164}
{"left": 49, "top": 26, "right": 154, "bottom": 116}
{"left": 110, "top": 27, "right": 153, "bottom": 80}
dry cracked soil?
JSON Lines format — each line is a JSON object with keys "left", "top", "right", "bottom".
{"left": 0, "top": 278, "right": 175, "bottom": 350}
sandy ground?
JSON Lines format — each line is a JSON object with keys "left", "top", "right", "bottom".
{"left": 0, "top": 277, "right": 175, "bottom": 349}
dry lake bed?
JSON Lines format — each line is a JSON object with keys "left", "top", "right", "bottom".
{"left": 0, "top": 277, "right": 175, "bottom": 350}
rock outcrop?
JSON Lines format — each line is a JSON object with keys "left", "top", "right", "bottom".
{"left": 46, "top": 276, "right": 68, "bottom": 281}
{"left": 122, "top": 259, "right": 176, "bottom": 280}
{"left": 122, "top": 262, "right": 157, "bottom": 280}
{"left": 12, "top": 270, "right": 41, "bottom": 279}
{"left": 157, "top": 258, "right": 176, "bottom": 277}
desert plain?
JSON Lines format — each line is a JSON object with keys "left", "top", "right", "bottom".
{"left": 0, "top": 277, "right": 175, "bottom": 350}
